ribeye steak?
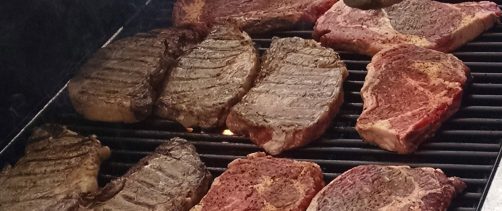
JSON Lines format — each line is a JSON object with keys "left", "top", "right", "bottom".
{"left": 0, "top": 124, "right": 110, "bottom": 211}
{"left": 68, "top": 28, "right": 201, "bottom": 123}
{"left": 191, "top": 152, "right": 325, "bottom": 211}
{"left": 314, "top": 0, "right": 501, "bottom": 55}
{"left": 356, "top": 44, "right": 469, "bottom": 154}
{"left": 307, "top": 165, "right": 466, "bottom": 211}
{"left": 156, "top": 24, "right": 259, "bottom": 128}
{"left": 226, "top": 37, "right": 348, "bottom": 155}
{"left": 173, "top": 0, "right": 337, "bottom": 34}
{"left": 85, "top": 138, "right": 211, "bottom": 211}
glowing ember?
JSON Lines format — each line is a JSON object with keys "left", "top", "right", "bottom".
{"left": 222, "top": 129, "right": 234, "bottom": 136}
{"left": 186, "top": 128, "right": 194, "bottom": 133}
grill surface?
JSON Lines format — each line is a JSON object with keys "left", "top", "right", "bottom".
{"left": 2, "top": 1, "right": 502, "bottom": 211}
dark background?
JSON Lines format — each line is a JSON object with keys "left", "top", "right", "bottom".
{"left": 0, "top": 0, "right": 171, "bottom": 147}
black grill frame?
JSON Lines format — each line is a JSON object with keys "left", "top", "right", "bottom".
{"left": 1, "top": 1, "right": 502, "bottom": 210}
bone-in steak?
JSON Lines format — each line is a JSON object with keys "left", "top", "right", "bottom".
{"left": 226, "top": 37, "right": 348, "bottom": 155}
{"left": 156, "top": 25, "right": 259, "bottom": 128}
{"left": 191, "top": 152, "right": 324, "bottom": 211}
{"left": 85, "top": 138, "right": 211, "bottom": 211}
{"left": 173, "top": 0, "right": 337, "bottom": 34}
{"left": 314, "top": 0, "right": 501, "bottom": 55}
{"left": 356, "top": 44, "right": 469, "bottom": 154}
{"left": 0, "top": 125, "right": 110, "bottom": 211}
{"left": 307, "top": 165, "right": 466, "bottom": 211}
{"left": 68, "top": 28, "right": 201, "bottom": 123}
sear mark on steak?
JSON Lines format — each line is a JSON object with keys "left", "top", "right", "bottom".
{"left": 68, "top": 28, "right": 202, "bottom": 123}
{"left": 226, "top": 37, "right": 348, "bottom": 155}
{"left": 314, "top": 0, "right": 501, "bottom": 55}
{"left": 356, "top": 44, "right": 469, "bottom": 154}
{"left": 156, "top": 24, "right": 259, "bottom": 129}
{"left": 84, "top": 138, "right": 212, "bottom": 211}
{"left": 191, "top": 152, "right": 325, "bottom": 211}
{"left": 307, "top": 165, "right": 466, "bottom": 211}
{"left": 173, "top": 0, "right": 337, "bottom": 34}
{"left": 0, "top": 124, "right": 110, "bottom": 211}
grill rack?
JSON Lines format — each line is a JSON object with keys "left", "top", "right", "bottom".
{"left": 2, "top": 1, "right": 502, "bottom": 211}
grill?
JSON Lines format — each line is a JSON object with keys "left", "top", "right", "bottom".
{"left": 1, "top": 1, "right": 502, "bottom": 210}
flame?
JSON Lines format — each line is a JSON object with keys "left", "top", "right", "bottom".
{"left": 186, "top": 128, "right": 194, "bottom": 133}
{"left": 222, "top": 129, "right": 234, "bottom": 136}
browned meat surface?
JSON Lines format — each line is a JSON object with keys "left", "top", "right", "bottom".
{"left": 356, "top": 44, "right": 469, "bottom": 154}
{"left": 84, "top": 138, "right": 211, "bottom": 211}
{"left": 314, "top": 0, "right": 501, "bottom": 55}
{"left": 68, "top": 28, "right": 201, "bottom": 123}
{"left": 173, "top": 0, "right": 338, "bottom": 34}
{"left": 156, "top": 25, "right": 259, "bottom": 129}
{"left": 0, "top": 125, "right": 110, "bottom": 211}
{"left": 226, "top": 37, "right": 348, "bottom": 155}
{"left": 191, "top": 152, "right": 325, "bottom": 211}
{"left": 307, "top": 165, "right": 466, "bottom": 211}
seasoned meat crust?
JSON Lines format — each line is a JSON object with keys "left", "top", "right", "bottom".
{"left": 356, "top": 44, "right": 469, "bottom": 154}
{"left": 156, "top": 24, "right": 259, "bottom": 129}
{"left": 68, "top": 28, "right": 201, "bottom": 123}
{"left": 173, "top": 0, "right": 337, "bottom": 34}
{"left": 0, "top": 124, "right": 110, "bottom": 211}
{"left": 307, "top": 165, "right": 466, "bottom": 211}
{"left": 85, "top": 138, "right": 212, "bottom": 211}
{"left": 191, "top": 152, "right": 325, "bottom": 211}
{"left": 226, "top": 37, "right": 348, "bottom": 155}
{"left": 314, "top": 0, "right": 501, "bottom": 55}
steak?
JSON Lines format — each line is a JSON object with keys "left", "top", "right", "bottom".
{"left": 356, "top": 44, "right": 469, "bottom": 154}
{"left": 85, "top": 138, "right": 212, "bottom": 211}
{"left": 314, "top": 0, "right": 501, "bottom": 55}
{"left": 0, "top": 124, "right": 110, "bottom": 211}
{"left": 307, "top": 165, "right": 466, "bottom": 211}
{"left": 156, "top": 25, "right": 259, "bottom": 128}
{"left": 68, "top": 28, "right": 201, "bottom": 123}
{"left": 173, "top": 0, "right": 337, "bottom": 34}
{"left": 191, "top": 152, "right": 325, "bottom": 211}
{"left": 226, "top": 37, "right": 348, "bottom": 155}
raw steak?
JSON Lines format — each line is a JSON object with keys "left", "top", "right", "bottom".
{"left": 85, "top": 138, "right": 212, "bottom": 211}
{"left": 68, "top": 28, "right": 201, "bottom": 123}
{"left": 314, "top": 0, "right": 501, "bottom": 55}
{"left": 173, "top": 0, "right": 337, "bottom": 34}
{"left": 191, "top": 152, "right": 325, "bottom": 211}
{"left": 0, "top": 124, "right": 110, "bottom": 211}
{"left": 356, "top": 44, "right": 469, "bottom": 154}
{"left": 307, "top": 165, "right": 466, "bottom": 211}
{"left": 226, "top": 37, "right": 348, "bottom": 155}
{"left": 156, "top": 25, "right": 259, "bottom": 128}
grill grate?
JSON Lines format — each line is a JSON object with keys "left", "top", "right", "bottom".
{"left": 2, "top": 1, "right": 502, "bottom": 211}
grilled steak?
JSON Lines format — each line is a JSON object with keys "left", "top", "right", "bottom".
{"left": 314, "top": 0, "right": 501, "bottom": 55}
{"left": 68, "top": 28, "right": 201, "bottom": 123}
{"left": 307, "top": 165, "right": 466, "bottom": 211}
{"left": 173, "top": 0, "right": 337, "bottom": 34}
{"left": 156, "top": 25, "right": 259, "bottom": 128}
{"left": 86, "top": 138, "right": 211, "bottom": 211}
{"left": 356, "top": 44, "right": 469, "bottom": 154}
{"left": 226, "top": 37, "right": 348, "bottom": 155}
{"left": 191, "top": 152, "right": 324, "bottom": 211}
{"left": 0, "top": 124, "right": 110, "bottom": 211}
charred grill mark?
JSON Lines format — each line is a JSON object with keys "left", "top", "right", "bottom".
{"left": 185, "top": 49, "right": 241, "bottom": 59}
{"left": 169, "top": 68, "right": 225, "bottom": 81}
{"left": 26, "top": 138, "right": 90, "bottom": 152}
